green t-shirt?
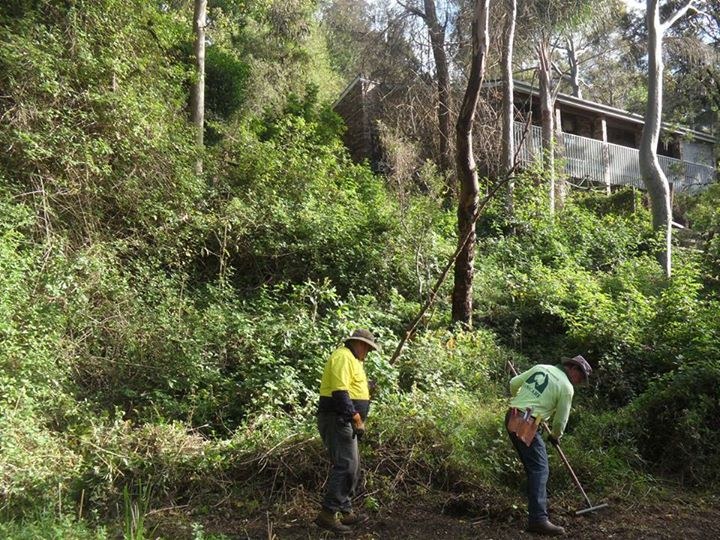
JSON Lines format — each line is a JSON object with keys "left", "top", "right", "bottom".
{"left": 509, "top": 364, "right": 574, "bottom": 438}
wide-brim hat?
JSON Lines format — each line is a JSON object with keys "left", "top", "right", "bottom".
{"left": 345, "top": 329, "right": 379, "bottom": 351}
{"left": 562, "top": 355, "right": 592, "bottom": 380}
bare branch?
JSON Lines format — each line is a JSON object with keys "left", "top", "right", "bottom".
{"left": 397, "top": 0, "right": 426, "bottom": 19}
{"left": 551, "top": 60, "right": 568, "bottom": 78}
{"left": 661, "top": 1, "right": 697, "bottom": 33}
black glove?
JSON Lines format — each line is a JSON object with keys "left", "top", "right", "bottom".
{"left": 548, "top": 435, "right": 560, "bottom": 447}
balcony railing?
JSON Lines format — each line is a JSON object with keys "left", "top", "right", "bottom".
{"left": 513, "top": 122, "right": 716, "bottom": 192}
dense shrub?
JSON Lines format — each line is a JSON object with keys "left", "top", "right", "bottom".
{"left": 206, "top": 115, "right": 452, "bottom": 298}
{"left": 682, "top": 183, "right": 720, "bottom": 285}
{"left": 626, "top": 359, "right": 720, "bottom": 485}
{"left": 396, "top": 328, "right": 517, "bottom": 397}
{"left": 0, "top": 0, "right": 203, "bottom": 249}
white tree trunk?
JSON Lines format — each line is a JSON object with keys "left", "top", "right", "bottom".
{"left": 538, "top": 38, "right": 555, "bottom": 213}
{"left": 639, "top": 0, "right": 695, "bottom": 277}
{"left": 191, "top": 0, "right": 207, "bottom": 175}
{"left": 565, "top": 37, "right": 582, "bottom": 99}
{"left": 502, "top": 0, "right": 517, "bottom": 218}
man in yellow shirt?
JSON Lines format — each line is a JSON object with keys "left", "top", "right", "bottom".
{"left": 314, "top": 329, "right": 378, "bottom": 534}
{"left": 506, "top": 355, "right": 592, "bottom": 536}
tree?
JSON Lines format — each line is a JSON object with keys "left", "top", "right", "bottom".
{"left": 401, "top": 0, "right": 454, "bottom": 181}
{"left": 502, "top": 0, "right": 517, "bottom": 218}
{"left": 191, "top": 0, "right": 207, "bottom": 175}
{"left": 639, "top": 0, "right": 698, "bottom": 277}
{"left": 659, "top": 1, "right": 719, "bottom": 133}
{"left": 536, "top": 34, "right": 559, "bottom": 211}
{"left": 452, "top": 0, "right": 490, "bottom": 327}
{"left": 517, "top": 0, "right": 594, "bottom": 212}
{"left": 550, "top": 1, "right": 627, "bottom": 100}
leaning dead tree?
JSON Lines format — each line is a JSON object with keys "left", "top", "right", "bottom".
{"left": 640, "top": 0, "right": 697, "bottom": 277}
{"left": 452, "top": 0, "right": 490, "bottom": 327}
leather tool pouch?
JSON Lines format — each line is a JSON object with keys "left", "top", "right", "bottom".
{"left": 507, "top": 408, "right": 539, "bottom": 447}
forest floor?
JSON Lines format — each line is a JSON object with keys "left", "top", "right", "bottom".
{"left": 149, "top": 487, "right": 720, "bottom": 539}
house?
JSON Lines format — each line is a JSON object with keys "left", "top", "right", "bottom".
{"left": 333, "top": 76, "right": 717, "bottom": 192}
{"left": 487, "top": 79, "right": 717, "bottom": 192}
{"left": 332, "top": 76, "right": 385, "bottom": 171}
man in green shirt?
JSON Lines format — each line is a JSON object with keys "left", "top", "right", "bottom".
{"left": 506, "top": 355, "right": 592, "bottom": 536}
{"left": 314, "top": 329, "right": 378, "bottom": 534}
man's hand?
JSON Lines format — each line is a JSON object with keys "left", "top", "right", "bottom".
{"left": 548, "top": 434, "right": 560, "bottom": 447}
{"left": 351, "top": 412, "right": 365, "bottom": 440}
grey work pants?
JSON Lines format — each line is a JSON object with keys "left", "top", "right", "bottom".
{"left": 317, "top": 412, "right": 360, "bottom": 513}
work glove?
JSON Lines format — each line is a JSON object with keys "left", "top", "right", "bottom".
{"left": 548, "top": 434, "right": 560, "bottom": 447}
{"left": 351, "top": 412, "right": 365, "bottom": 440}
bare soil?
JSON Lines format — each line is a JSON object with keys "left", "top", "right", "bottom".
{"left": 152, "top": 489, "right": 720, "bottom": 539}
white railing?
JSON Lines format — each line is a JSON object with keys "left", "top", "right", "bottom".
{"left": 513, "top": 122, "right": 716, "bottom": 192}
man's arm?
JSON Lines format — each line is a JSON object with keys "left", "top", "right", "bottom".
{"left": 550, "top": 385, "right": 574, "bottom": 439}
{"left": 509, "top": 369, "right": 530, "bottom": 396}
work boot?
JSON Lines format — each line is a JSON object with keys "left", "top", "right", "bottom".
{"left": 314, "top": 509, "right": 352, "bottom": 534}
{"left": 339, "top": 510, "right": 367, "bottom": 526}
{"left": 527, "top": 520, "right": 566, "bottom": 536}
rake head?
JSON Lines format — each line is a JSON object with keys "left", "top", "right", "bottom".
{"left": 575, "top": 502, "right": 609, "bottom": 516}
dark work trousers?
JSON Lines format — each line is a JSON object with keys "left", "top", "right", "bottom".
{"left": 505, "top": 410, "right": 550, "bottom": 525}
{"left": 317, "top": 411, "right": 360, "bottom": 513}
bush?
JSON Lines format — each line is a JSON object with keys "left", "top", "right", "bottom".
{"left": 627, "top": 359, "right": 720, "bottom": 485}
{"left": 396, "top": 328, "right": 516, "bottom": 398}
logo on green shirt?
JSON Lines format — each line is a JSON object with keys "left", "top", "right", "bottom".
{"left": 525, "top": 371, "right": 549, "bottom": 397}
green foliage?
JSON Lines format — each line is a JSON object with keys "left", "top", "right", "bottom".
{"left": 0, "top": 408, "right": 81, "bottom": 514}
{"left": 254, "top": 83, "right": 345, "bottom": 145}
{"left": 626, "top": 359, "right": 720, "bottom": 485}
{"left": 0, "top": 515, "right": 107, "bottom": 540}
{"left": 683, "top": 183, "right": 720, "bottom": 282}
{"left": 205, "top": 46, "right": 249, "bottom": 120}
{"left": 123, "top": 481, "right": 152, "bottom": 540}
{"left": 207, "top": 115, "right": 405, "bottom": 295}
{"left": 1, "top": 0, "right": 719, "bottom": 530}
{"left": 397, "top": 329, "right": 515, "bottom": 398}
{"left": 0, "top": 0, "right": 203, "bottom": 248}
{"left": 554, "top": 408, "right": 651, "bottom": 493}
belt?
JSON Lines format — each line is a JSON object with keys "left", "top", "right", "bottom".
{"left": 508, "top": 407, "right": 536, "bottom": 419}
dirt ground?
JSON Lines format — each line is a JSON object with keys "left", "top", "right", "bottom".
{"left": 187, "top": 490, "right": 720, "bottom": 540}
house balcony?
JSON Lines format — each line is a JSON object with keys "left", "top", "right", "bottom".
{"left": 514, "top": 122, "right": 717, "bottom": 192}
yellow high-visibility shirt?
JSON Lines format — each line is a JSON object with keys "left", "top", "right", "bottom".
{"left": 319, "top": 346, "right": 370, "bottom": 400}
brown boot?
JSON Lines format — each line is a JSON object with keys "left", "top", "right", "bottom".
{"left": 339, "top": 510, "right": 367, "bottom": 526}
{"left": 314, "top": 509, "right": 352, "bottom": 534}
{"left": 527, "top": 520, "right": 566, "bottom": 536}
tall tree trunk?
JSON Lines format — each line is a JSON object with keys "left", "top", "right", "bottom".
{"left": 537, "top": 38, "right": 556, "bottom": 212}
{"left": 191, "top": 0, "right": 207, "bottom": 175}
{"left": 502, "top": 0, "right": 517, "bottom": 219}
{"left": 452, "top": 0, "right": 490, "bottom": 327}
{"left": 424, "top": 0, "right": 453, "bottom": 179}
{"left": 565, "top": 37, "right": 582, "bottom": 98}
{"left": 639, "top": 0, "right": 696, "bottom": 277}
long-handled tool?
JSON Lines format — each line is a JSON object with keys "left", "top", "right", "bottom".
{"left": 508, "top": 361, "right": 609, "bottom": 516}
